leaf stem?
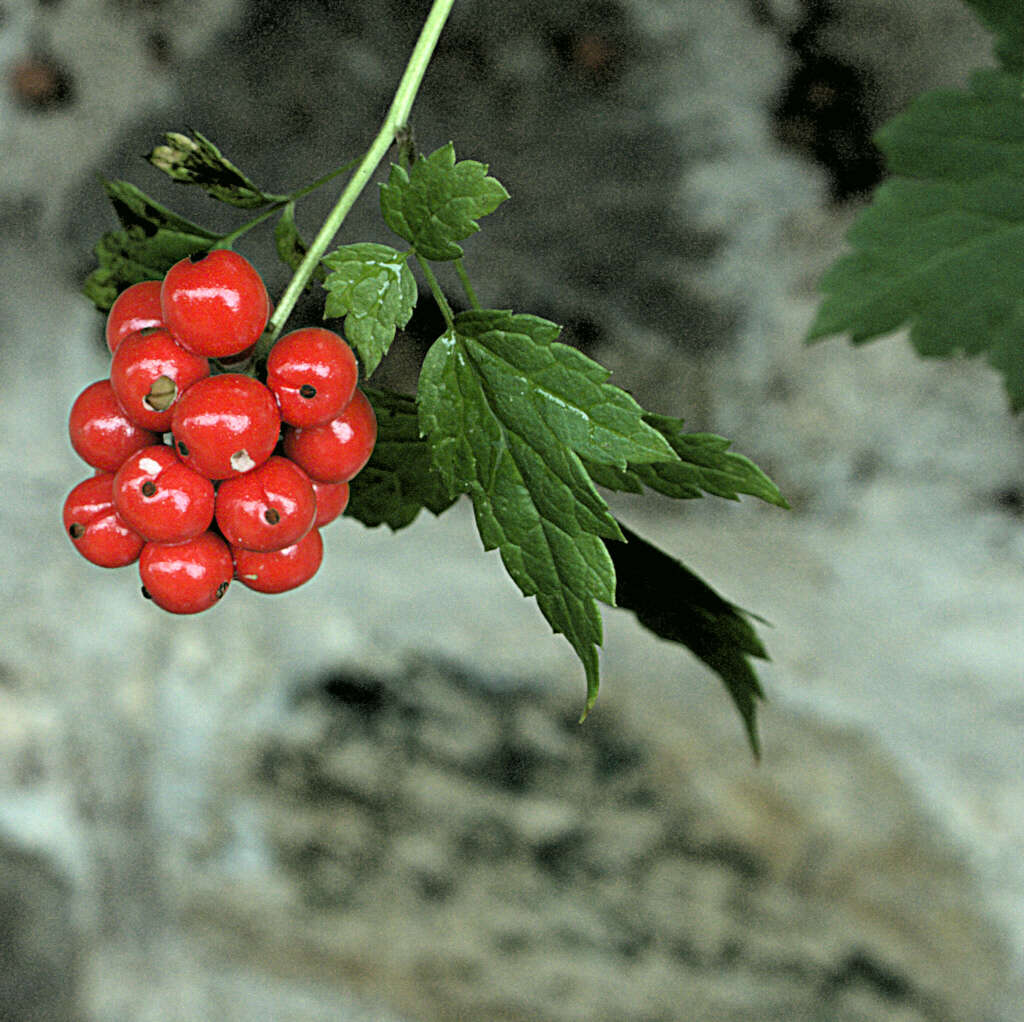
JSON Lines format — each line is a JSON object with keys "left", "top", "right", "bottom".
{"left": 286, "top": 155, "right": 362, "bottom": 202}
{"left": 454, "top": 259, "right": 481, "bottom": 310}
{"left": 416, "top": 257, "right": 455, "bottom": 331}
{"left": 256, "top": 0, "right": 457, "bottom": 360}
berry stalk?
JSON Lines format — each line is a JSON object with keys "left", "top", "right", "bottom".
{"left": 256, "top": 0, "right": 457, "bottom": 359}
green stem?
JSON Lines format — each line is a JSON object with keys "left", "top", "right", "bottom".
{"left": 213, "top": 203, "right": 283, "bottom": 249}
{"left": 286, "top": 155, "right": 362, "bottom": 202}
{"left": 256, "top": 0, "right": 457, "bottom": 359}
{"left": 454, "top": 259, "right": 481, "bottom": 310}
{"left": 416, "top": 257, "right": 455, "bottom": 331}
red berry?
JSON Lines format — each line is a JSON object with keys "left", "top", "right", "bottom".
{"left": 266, "top": 327, "right": 358, "bottom": 428}
{"left": 68, "top": 379, "right": 161, "bottom": 473}
{"left": 171, "top": 374, "right": 281, "bottom": 480}
{"left": 233, "top": 527, "right": 323, "bottom": 594}
{"left": 139, "top": 531, "right": 233, "bottom": 614}
{"left": 109, "top": 327, "right": 210, "bottom": 432}
{"left": 105, "top": 280, "right": 163, "bottom": 353}
{"left": 63, "top": 474, "right": 145, "bottom": 568}
{"left": 311, "top": 479, "right": 350, "bottom": 528}
{"left": 161, "top": 250, "right": 270, "bottom": 358}
{"left": 215, "top": 455, "right": 316, "bottom": 552}
{"left": 282, "top": 388, "right": 376, "bottom": 484}
{"left": 113, "top": 445, "right": 215, "bottom": 543}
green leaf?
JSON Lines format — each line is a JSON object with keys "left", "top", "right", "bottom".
{"left": 808, "top": 68, "right": 1024, "bottom": 410}
{"left": 147, "top": 130, "right": 276, "bottom": 208}
{"left": 274, "top": 202, "right": 327, "bottom": 286}
{"left": 380, "top": 142, "right": 509, "bottom": 260}
{"left": 418, "top": 310, "right": 680, "bottom": 717}
{"left": 82, "top": 226, "right": 212, "bottom": 312}
{"left": 322, "top": 243, "right": 417, "bottom": 375}
{"left": 606, "top": 523, "right": 768, "bottom": 759}
{"left": 962, "top": 0, "right": 1024, "bottom": 72}
{"left": 585, "top": 414, "right": 789, "bottom": 508}
{"left": 346, "top": 387, "right": 457, "bottom": 530}
{"left": 101, "top": 178, "right": 219, "bottom": 239}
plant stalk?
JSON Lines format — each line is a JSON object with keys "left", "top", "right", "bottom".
{"left": 256, "top": 0, "right": 457, "bottom": 359}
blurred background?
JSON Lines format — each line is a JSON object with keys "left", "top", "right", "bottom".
{"left": 3, "top": 0, "right": 1024, "bottom": 1019}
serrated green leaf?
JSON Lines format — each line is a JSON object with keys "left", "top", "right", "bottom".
{"left": 380, "top": 142, "right": 509, "bottom": 260}
{"left": 418, "top": 311, "right": 680, "bottom": 716}
{"left": 147, "top": 130, "right": 275, "bottom": 208}
{"left": 82, "top": 226, "right": 212, "bottom": 312}
{"left": 346, "top": 387, "right": 457, "bottom": 530}
{"left": 962, "top": 0, "right": 1024, "bottom": 72}
{"left": 607, "top": 523, "right": 768, "bottom": 758}
{"left": 809, "top": 69, "right": 1024, "bottom": 411}
{"left": 322, "top": 243, "right": 417, "bottom": 376}
{"left": 585, "top": 413, "right": 789, "bottom": 508}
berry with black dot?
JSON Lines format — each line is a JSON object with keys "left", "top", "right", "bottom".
{"left": 170, "top": 373, "right": 281, "bottom": 480}
{"left": 139, "top": 531, "right": 234, "bottom": 614}
{"left": 63, "top": 473, "right": 145, "bottom": 568}
{"left": 214, "top": 455, "right": 316, "bottom": 552}
{"left": 112, "top": 445, "right": 215, "bottom": 543}
{"left": 266, "top": 327, "right": 359, "bottom": 428}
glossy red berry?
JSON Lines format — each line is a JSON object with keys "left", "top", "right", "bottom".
{"left": 110, "top": 327, "right": 210, "bottom": 432}
{"left": 233, "top": 527, "right": 323, "bottom": 594}
{"left": 113, "top": 445, "right": 215, "bottom": 543}
{"left": 63, "top": 474, "right": 145, "bottom": 568}
{"left": 161, "top": 250, "right": 270, "bottom": 358}
{"left": 282, "top": 388, "right": 376, "bottom": 484}
{"left": 68, "top": 379, "right": 161, "bottom": 473}
{"left": 171, "top": 373, "right": 281, "bottom": 480}
{"left": 105, "top": 280, "right": 163, "bottom": 353}
{"left": 266, "top": 327, "right": 359, "bottom": 428}
{"left": 311, "top": 479, "right": 350, "bottom": 528}
{"left": 139, "top": 531, "right": 233, "bottom": 614}
{"left": 215, "top": 455, "right": 316, "bottom": 552}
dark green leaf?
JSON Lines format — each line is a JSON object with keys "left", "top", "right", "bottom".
{"left": 274, "top": 202, "right": 326, "bottom": 285}
{"left": 346, "top": 387, "right": 457, "bottom": 530}
{"left": 585, "top": 413, "right": 788, "bottom": 507}
{"left": 808, "top": 69, "right": 1024, "bottom": 410}
{"left": 101, "top": 178, "right": 218, "bottom": 239}
{"left": 82, "top": 226, "right": 212, "bottom": 312}
{"left": 322, "top": 243, "right": 417, "bottom": 375}
{"left": 380, "top": 142, "right": 509, "bottom": 260}
{"left": 147, "top": 130, "right": 276, "bottom": 208}
{"left": 607, "top": 523, "right": 768, "bottom": 758}
{"left": 418, "top": 310, "right": 680, "bottom": 717}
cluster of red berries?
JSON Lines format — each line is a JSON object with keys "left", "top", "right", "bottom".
{"left": 64, "top": 250, "right": 376, "bottom": 614}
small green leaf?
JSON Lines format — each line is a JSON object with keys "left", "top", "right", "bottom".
{"left": 82, "top": 226, "right": 212, "bottom": 312}
{"left": 346, "top": 387, "right": 457, "bottom": 530}
{"left": 147, "top": 130, "right": 275, "bottom": 208}
{"left": 809, "top": 69, "right": 1024, "bottom": 410}
{"left": 274, "top": 202, "right": 327, "bottom": 286}
{"left": 322, "top": 243, "right": 417, "bottom": 376}
{"left": 380, "top": 142, "right": 509, "bottom": 260}
{"left": 585, "top": 414, "right": 788, "bottom": 508}
{"left": 418, "top": 310, "right": 681, "bottom": 717}
{"left": 607, "top": 523, "right": 768, "bottom": 759}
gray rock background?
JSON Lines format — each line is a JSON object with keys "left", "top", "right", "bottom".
{"left": 2, "top": 0, "right": 1023, "bottom": 1019}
